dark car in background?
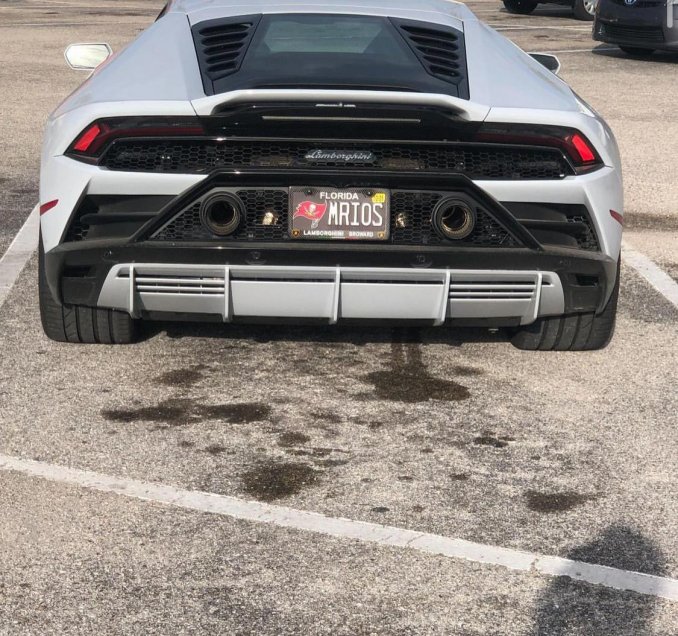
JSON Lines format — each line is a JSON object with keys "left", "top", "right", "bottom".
{"left": 594, "top": 0, "right": 678, "bottom": 56}
{"left": 503, "top": 0, "right": 597, "bottom": 21}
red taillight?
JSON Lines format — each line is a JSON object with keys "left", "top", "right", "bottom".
{"left": 474, "top": 125, "right": 601, "bottom": 171}
{"left": 570, "top": 133, "right": 597, "bottom": 164}
{"left": 68, "top": 119, "right": 205, "bottom": 157}
{"left": 73, "top": 124, "right": 103, "bottom": 152}
{"left": 39, "top": 200, "right": 59, "bottom": 215}
{"left": 610, "top": 209, "right": 624, "bottom": 226}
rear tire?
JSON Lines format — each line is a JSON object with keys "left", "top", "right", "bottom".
{"left": 619, "top": 46, "right": 655, "bottom": 57}
{"left": 510, "top": 264, "right": 620, "bottom": 351}
{"left": 503, "top": 0, "right": 538, "bottom": 14}
{"left": 39, "top": 237, "right": 136, "bottom": 344}
{"left": 573, "top": 0, "right": 596, "bottom": 21}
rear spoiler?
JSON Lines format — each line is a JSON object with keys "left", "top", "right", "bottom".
{"left": 191, "top": 90, "right": 491, "bottom": 122}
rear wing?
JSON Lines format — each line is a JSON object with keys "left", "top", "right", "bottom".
{"left": 192, "top": 89, "right": 490, "bottom": 121}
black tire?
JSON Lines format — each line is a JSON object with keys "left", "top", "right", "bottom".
{"left": 503, "top": 0, "right": 538, "bottom": 14}
{"left": 510, "top": 264, "right": 620, "bottom": 352}
{"left": 619, "top": 46, "right": 655, "bottom": 57}
{"left": 39, "top": 236, "right": 136, "bottom": 344}
{"left": 572, "top": 0, "right": 596, "bottom": 21}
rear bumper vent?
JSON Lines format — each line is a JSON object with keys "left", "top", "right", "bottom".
{"left": 449, "top": 281, "right": 538, "bottom": 300}
{"left": 135, "top": 275, "right": 226, "bottom": 296}
{"left": 502, "top": 202, "right": 600, "bottom": 252}
{"left": 98, "top": 265, "right": 565, "bottom": 326}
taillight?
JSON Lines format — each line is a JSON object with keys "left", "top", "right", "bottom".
{"left": 73, "top": 123, "right": 105, "bottom": 152}
{"left": 474, "top": 124, "right": 602, "bottom": 173}
{"left": 67, "top": 118, "right": 205, "bottom": 159}
{"left": 569, "top": 133, "right": 597, "bottom": 164}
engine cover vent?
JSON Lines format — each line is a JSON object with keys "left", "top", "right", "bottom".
{"left": 391, "top": 18, "right": 467, "bottom": 89}
{"left": 192, "top": 15, "right": 262, "bottom": 94}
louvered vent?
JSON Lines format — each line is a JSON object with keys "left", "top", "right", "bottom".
{"left": 192, "top": 15, "right": 262, "bottom": 95}
{"left": 392, "top": 18, "right": 467, "bottom": 87}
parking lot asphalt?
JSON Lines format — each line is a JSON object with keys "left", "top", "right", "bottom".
{"left": 0, "top": 1, "right": 677, "bottom": 634}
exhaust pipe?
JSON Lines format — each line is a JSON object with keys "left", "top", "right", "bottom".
{"left": 433, "top": 197, "right": 476, "bottom": 240}
{"left": 200, "top": 193, "right": 243, "bottom": 237}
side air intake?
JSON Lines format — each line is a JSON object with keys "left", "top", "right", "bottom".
{"left": 391, "top": 18, "right": 468, "bottom": 89}
{"left": 192, "top": 15, "right": 262, "bottom": 95}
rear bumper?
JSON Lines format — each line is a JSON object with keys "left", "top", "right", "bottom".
{"left": 46, "top": 241, "right": 618, "bottom": 326}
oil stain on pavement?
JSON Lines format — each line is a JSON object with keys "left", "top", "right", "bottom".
{"left": 154, "top": 364, "right": 208, "bottom": 388}
{"left": 242, "top": 461, "right": 319, "bottom": 501}
{"left": 473, "top": 434, "right": 515, "bottom": 449}
{"left": 524, "top": 490, "right": 598, "bottom": 513}
{"left": 362, "top": 335, "right": 471, "bottom": 403}
{"left": 101, "top": 399, "right": 271, "bottom": 428}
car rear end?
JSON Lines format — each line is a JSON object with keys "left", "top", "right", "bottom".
{"left": 39, "top": 4, "right": 623, "bottom": 348}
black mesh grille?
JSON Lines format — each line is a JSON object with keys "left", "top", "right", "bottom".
{"left": 598, "top": 22, "right": 665, "bottom": 43}
{"left": 151, "top": 189, "right": 518, "bottom": 247}
{"left": 566, "top": 214, "right": 599, "bottom": 251}
{"left": 390, "top": 192, "right": 517, "bottom": 247}
{"left": 101, "top": 139, "right": 571, "bottom": 180}
{"left": 153, "top": 190, "right": 289, "bottom": 242}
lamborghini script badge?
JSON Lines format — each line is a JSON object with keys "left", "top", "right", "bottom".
{"left": 305, "top": 150, "right": 376, "bottom": 164}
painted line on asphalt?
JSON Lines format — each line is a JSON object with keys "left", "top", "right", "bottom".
{"left": 541, "top": 47, "right": 617, "bottom": 54}
{"left": 1, "top": 453, "right": 677, "bottom": 601}
{"left": 0, "top": 206, "right": 39, "bottom": 309}
{"left": 623, "top": 241, "right": 678, "bottom": 310}
{"left": 492, "top": 24, "right": 593, "bottom": 31}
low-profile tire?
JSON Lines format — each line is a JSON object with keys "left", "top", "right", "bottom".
{"left": 510, "top": 264, "right": 620, "bottom": 352}
{"left": 39, "top": 237, "right": 136, "bottom": 344}
{"left": 573, "top": 0, "right": 596, "bottom": 21}
{"left": 503, "top": 0, "right": 538, "bottom": 14}
{"left": 619, "top": 46, "right": 655, "bottom": 57}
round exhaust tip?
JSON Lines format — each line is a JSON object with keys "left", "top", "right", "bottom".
{"left": 433, "top": 198, "right": 476, "bottom": 241}
{"left": 200, "top": 193, "right": 243, "bottom": 237}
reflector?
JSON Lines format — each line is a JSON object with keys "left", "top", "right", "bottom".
{"left": 39, "top": 200, "right": 59, "bottom": 215}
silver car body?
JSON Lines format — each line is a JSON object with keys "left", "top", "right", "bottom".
{"left": 40, "top": 0, "right": 623, "bottom": 328}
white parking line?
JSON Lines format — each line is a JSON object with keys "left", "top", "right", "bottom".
{"left": 542, "top": 47, "right": 617, "bottom": 54}
{"left": 492, "top": 24, "right": 594, "bottom": 31}
{"left": 0, "top": 206, "right": 39, "bottom": 309}
{"left": 1, "top": 453, "right": 676, "bottom": 600}
{"left": 623, "top": 241, "right": 678, "bottom": 309}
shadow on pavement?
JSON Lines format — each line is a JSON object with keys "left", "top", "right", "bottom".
{"left": 533, "top": 524, "right": 667, "bottom": 635}
{"left": 144, "top": 321, "right": 509, "bottom": 347}
{"left": 593, "top": 44, "right": 678, "bottom": 64}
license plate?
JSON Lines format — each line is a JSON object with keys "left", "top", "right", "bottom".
{"left": 289, "top": 187, "right": 390, "bottom": 241}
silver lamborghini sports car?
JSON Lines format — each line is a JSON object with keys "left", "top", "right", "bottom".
{"left": 39, "top": 0, "right": 623, "bottom": 350}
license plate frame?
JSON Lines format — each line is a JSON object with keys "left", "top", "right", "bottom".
{"left": 289, "top": 187, "right": 390, "bottom": 241}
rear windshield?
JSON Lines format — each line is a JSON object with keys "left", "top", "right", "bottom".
{"left": 240, "top": 14, "right": 431, "bottom": 91}
{"left": 252, "top": 15, "right": 412, "bottom": 58}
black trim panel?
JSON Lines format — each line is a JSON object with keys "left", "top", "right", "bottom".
{"left": 131, "top": 169, "right": 542, "bottom": 250}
